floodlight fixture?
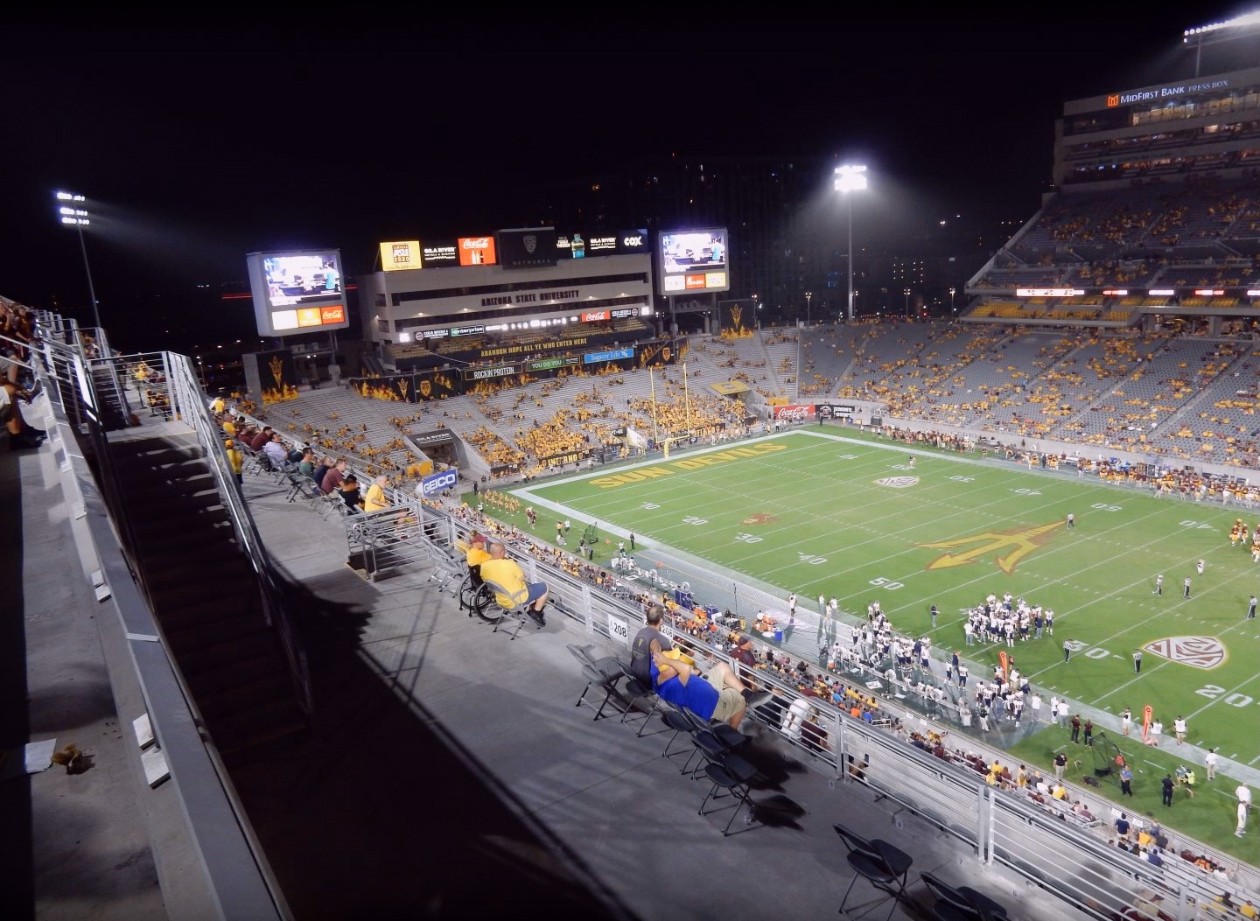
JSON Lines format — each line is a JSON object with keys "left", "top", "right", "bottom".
{"left": 834, "top": 163, "right": 869, "bottom": 322}
{"left": 1183, "top": 11, "right": 1260, "bottom": 74}
{"left": 53, "top": 189, "right": 101, "bottom": 331}
{"left": 1183, "top": 11, "right": 1260, "bottom": 41}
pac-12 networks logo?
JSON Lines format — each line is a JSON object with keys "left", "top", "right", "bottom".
{"left": 1144, "top": 636, "right": 1226, "bottom": 669}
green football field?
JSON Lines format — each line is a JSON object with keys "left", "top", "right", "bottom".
{"left": 517, "top": 429, "right": 1260, "bottom": 773}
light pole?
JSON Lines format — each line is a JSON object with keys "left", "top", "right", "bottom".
{"left": 904, "top": 287, "right": 912, "bottom": 319}
{"left": 834, "top": 164, "right": 868, "bottom": 323}
{"left": 805, "top": 290, "right": 812, "bottom": 327}
{"left": 949, "top": 286, "right": 957, "bottom": 314}
{"left": 55, "top": 191, "right": 101, "bottom": 332}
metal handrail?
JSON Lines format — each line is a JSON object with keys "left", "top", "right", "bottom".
{"left": 32, "top": 317, "right": 288, "bottom": 920}
{"left": 163, "top": 351, "right": 314, "bottom": 716}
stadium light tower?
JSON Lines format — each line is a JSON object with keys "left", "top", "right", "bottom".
{"left": 1184, "top": 12, "right": 1260, "bottom": 76}
{"left": 805, "top": 290, "right": 812, "bottom": 326}
{"left": 55, "top": 190, "right": 101, "bottom": 332}
{"left": 834, "top": 164, "right": 868, "bottom": 322}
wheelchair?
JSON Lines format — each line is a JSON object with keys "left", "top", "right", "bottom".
{"left": 460, "top": 568, "right": 503, "bottom": 623}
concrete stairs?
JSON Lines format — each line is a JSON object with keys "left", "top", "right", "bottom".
{"left": 106, "top": 434, "right": 309, "bottom": 766}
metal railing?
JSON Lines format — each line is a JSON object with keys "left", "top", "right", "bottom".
{"left": 164, "top": 350, "right": 314, "bottom": 717}
{"left": 32, "top": 318, "right": 288, "bottom": 920}
{"left": 400, "top": 504, "right": 1257, "bottom": 921}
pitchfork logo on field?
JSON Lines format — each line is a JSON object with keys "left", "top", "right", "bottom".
{"left": 917, "top": 520, "right": 1063, "bottom": 575}
{"left": 1143, "top": 636, "right": 1226, "bottom": 669}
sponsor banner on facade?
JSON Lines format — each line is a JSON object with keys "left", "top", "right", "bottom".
{"left": 584, "top": 347, "right": 635, "bottom": 365}
{"left": 816, "top": 403, "right": 856, "bottom": 420}
{"left": 420, "top": 468, "right": 459, "bottom": 497}
{"left": 457, "top": 235, "right": 497, "bottom": 266}
{"left": 538, "top": 449, "right": 589, "bottom": 468}
{"left": 497, "top": 228, "right": 557, "bottom": 268}
{"left": 421, "top": 241, "right": 459, "bottom": 267}
{"left": 772, "top": 404, "right": 815, "bottom": 424}
{"left": 617, "top": 229, "right": 648, "bottom": 254}
{"left": 410, "top": 430, "right": 455, "bottom": 448}
{"left": 379, "top": 240, "right": 422, "bottom": 271}
{"left": 464, "top": 364, "right": 519, "bottom": 382}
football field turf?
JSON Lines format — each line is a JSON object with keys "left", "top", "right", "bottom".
{"left": 519, "top": 428, "right": 1260, "bottom": 773}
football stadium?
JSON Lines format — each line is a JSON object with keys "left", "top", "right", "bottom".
{"left": 9, "top": 21, "right": 1260, "bottom": 921}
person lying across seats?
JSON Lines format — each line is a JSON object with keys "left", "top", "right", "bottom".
{"left": 650, "top": 647, "right": 748, "bottom": 729}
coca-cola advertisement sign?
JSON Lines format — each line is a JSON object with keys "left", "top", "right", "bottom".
{"left": 457, "top": 236, "right": 498, "bottom": 266}
{"left": 772, "top": 404, "right": 814, "bottom": 423}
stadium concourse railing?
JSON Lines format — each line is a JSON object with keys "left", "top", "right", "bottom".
{"left": 31, "top": 314, "right": 297, "bottom": 921}
{"left": 232, "top": 379, "right": 1259, "bottom": 917}
{"left": 395, "top": 510, "right": 1256, "bottom": 921}
{"left": 281, "top": 405, "right": 1260, "bottom": 910}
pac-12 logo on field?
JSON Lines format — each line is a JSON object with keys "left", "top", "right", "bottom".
{"left": 876, "top": 476, "right": 918, "bottom": 488}
{"left": 1144, "top": 636, "right": 1226, "bottom": 669}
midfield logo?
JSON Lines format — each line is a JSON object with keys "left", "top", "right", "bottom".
{"left": 741, "top": 512, "right": 779, "bottom": 525}
{"left": 1143, "top": 636, "right": 1226, "bottom": 669}
{"left": 918, "top": 521, "right": 1063, "bottom": 574}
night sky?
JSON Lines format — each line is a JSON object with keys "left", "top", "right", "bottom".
{"left": 3, "top": 9, "right": 1255, "bottom": 339}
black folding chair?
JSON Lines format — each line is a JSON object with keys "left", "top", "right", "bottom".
{"left": 567, "top": 644, "right": 626, "bottom": 721}
{"left": 618, "top": 661, "right": 661, "bottom": 736}
{"left": 680, "top": 709, "right": 750, "bottom": 778}
{"left": 659, "top": 703, "right": 699, "bottom": 765}
{"left": 698, "top": 754, "right": 759, "bottom": 836}
{"left": 833, "top": 822, "right": 913, "bottom": 921}
{"left": 921, "top": 871, "right": 981, "bottom": 921}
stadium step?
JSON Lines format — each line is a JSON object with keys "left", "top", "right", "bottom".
{"left": 104, "top": 432, "right": 310, "bottom": 765}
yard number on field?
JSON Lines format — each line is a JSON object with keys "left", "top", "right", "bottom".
{"left": 1195, "top": 685, "right": 1258, "bottom": 709}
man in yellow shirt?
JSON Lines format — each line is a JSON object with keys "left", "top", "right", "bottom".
{"left": 224, "top": 439, "right": 244, "bottom": 485}
{"left": 478, "top": 541, "right": 549, "bottom": 626}
{"left": 465, "top": 533, "right": 490, "bottom": 581}
{"left": 363, "top": 475, "right": 390, "bottom": 513}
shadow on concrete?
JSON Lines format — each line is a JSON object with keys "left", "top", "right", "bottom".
{"left": 226, "top": 569, "right": 639, "bottom": 921}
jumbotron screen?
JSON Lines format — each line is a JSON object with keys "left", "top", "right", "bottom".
{"left": 246, "top": 249, "right": 349, "bottom": 337}
{"left": 657, "top": 227, "right": 729, "bottom": 295}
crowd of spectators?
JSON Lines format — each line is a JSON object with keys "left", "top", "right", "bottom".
{"left": 434, "top": 494, "right": 1257, "bottom": 902}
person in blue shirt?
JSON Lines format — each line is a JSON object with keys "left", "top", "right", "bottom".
{"left": 651, "top": 649, "right": 746, "bottom": 728}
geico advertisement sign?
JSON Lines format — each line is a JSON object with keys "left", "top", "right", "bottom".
{"left": 421, "top": 469, "right": 459, "bottom": 496}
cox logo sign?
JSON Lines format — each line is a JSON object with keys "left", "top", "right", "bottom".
{"left": 421, "top": 469, "right": 459, "bottom": 497}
